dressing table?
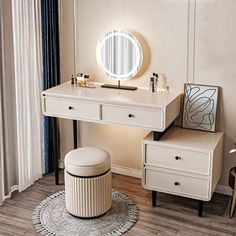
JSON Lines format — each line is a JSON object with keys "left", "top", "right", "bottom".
{"left": 42, "top": 82, "right": 181, "bottom": 182}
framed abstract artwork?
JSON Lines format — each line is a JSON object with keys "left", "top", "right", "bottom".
{"left": 182, "top": 83, "right": 219, "bottom": 132}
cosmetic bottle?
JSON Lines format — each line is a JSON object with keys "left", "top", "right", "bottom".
{"left": 153, "top": 73, "right": 158, "bottom": 92}
{"left": 149, "top": 77, "right": 155, "bottom": 93}
{"left": 84, "top": 74, "right": 90, "bottom": 87}
{"left": 76, "top": 73, "right": 84, "bottom": 86}
{"left": 71, "top": 74, "right": 75, "bottom": 85}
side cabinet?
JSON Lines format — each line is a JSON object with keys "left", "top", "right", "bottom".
{"left": 142, "top": 127, "right": 223, "bottom": 204}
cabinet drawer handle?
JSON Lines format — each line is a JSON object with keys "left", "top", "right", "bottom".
{"left": 175, "top": 156, "right": 181, "bottom": 160}
{"left": 68, "top": 106, "right": 73, "bottom": 110}
{"left": 174, "top": 182, "right": 180, "bottom": 186}
{"left": 128, "top": 114, "right": 134, "bottom": 118}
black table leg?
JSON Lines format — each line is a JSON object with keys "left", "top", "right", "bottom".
{"left": 198, "top": 200, "right": 203, "bottom": 217}
{"left": 73, "top": 120, "right": 78, "bottom": 149}
{"left": 152, "top": 191, "right": 157, "bottom": 207}
{"left": 52, "top": 117, "right": 59, "bottom": 185}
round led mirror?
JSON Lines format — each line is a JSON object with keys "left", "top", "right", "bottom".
{"left": 96, "top": 30, "right": 143, "bottom": 90}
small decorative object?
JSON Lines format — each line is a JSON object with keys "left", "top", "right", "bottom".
{"left": 182, "top": 83, "right": 219, "bottom": 132}
{"left": 74, "top": 73, "right": 95, "bottom": 88}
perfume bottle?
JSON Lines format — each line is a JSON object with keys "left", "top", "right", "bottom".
{"left": 71, "top": 74, "right": 75, "bottom": 85}
{"left": 153, "top": 73, "right": 158, "bottom": 92}
{"left": 149, "top": 77, "right": 155, "bottom": 93}
{"left": 84, "top": 74, "right": 89, "bottom": 86}
{"left": 76, "top": 73, "right": 84, "bottom": 86}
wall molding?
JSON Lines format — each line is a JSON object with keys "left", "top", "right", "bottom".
{"left": 186, "top": 0, "right": 196, "bottom": 83}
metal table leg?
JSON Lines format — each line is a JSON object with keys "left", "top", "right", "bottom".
{"left": 73, "top": 120, "right": 78, "bottom": 149}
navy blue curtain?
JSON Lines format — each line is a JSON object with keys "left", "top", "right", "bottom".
{"left": 41, "top": 0, "right": 60, "bottom": 173}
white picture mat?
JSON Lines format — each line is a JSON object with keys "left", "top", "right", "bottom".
{"left": 182, "top": 84, "right": 219, "bottom": 132}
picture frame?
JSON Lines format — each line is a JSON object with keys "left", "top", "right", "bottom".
{"left": 182, "top": 83, "right": 219, "bottom": 132}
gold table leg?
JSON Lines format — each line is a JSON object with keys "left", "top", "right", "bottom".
{"left": 229, "top": 168, "right": 236, "bottom": 218}
{"left": 230, "top": 189, "right": 236, "bottom": 218}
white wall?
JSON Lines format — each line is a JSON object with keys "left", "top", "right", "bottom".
{"left": 59, "top": 0, "right": 236, "bottom": 186}
{"left": 193, "top": 0, "right": 236, "bottom": 184}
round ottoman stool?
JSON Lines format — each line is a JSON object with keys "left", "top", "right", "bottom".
{"left": 64, "top": 147, "right": 112, "bottom": 218}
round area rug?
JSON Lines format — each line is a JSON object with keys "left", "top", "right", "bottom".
{"left": 32, "top": 190, "right": 138, "bottom": 236}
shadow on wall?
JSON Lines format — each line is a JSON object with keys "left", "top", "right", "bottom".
{"left": 221, "top": 134, "right": 236, "bottom": 185}
{"left": 132, "top": 31, "right": 150, "bottom": 79}
{"left": 217, "top": 87, "right": 236, "bottom": 185}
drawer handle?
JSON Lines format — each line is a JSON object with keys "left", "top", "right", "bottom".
{"left": 68, "top": 106, "right": 74, "bottom": 110}
{"left": 174, "top": 182, "right": 180, "bottom": 186}
{"left": 175, "top": 156, "right": 181, "bottom": 160}
{"left": 128, "top": 114, "right": 134, "bottom": 118}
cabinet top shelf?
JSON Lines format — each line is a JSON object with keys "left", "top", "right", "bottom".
{"left": 144, "top": 127, "right": 223, "bottom": 151}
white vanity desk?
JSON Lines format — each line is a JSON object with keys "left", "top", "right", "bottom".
{"left": 42, "top": 81, "right": 181, "bottom": 131}
{"left": 42, "top": 81, "right": 181, "bottom": 183}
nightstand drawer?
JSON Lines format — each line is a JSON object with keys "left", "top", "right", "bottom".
{"left": 145, "top": 169, "right": 209, "bottom": 200}
{"left": 102, "top": 104, "right": 163, "bottom": 130}
{"left": 43, "top": 97, "right": 100, "bottom": 121}
{"left": 145, "top": 144, "right": 210, "bottom": 175}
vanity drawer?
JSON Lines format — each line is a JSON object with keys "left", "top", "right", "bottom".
{"left": 145, "top": 169, "right": 209, "bottom": 200}
{"left": 43, "top": 97, "right": 100, "bottom": 121}
{"left": 101, "top": 104, "right": 163, "bottom": 130}
{"left": 144, "top": 144, "right": 210, "bottom": 175}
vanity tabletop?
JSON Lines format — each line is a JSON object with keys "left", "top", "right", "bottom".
{"left": 42, "top": 81, "right": 181, "bottom": 109}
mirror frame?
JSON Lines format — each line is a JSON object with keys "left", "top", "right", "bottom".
{"left": 96, "top": 30, "right": 143, "bottom": 80}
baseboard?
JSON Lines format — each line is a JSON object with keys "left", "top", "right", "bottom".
{"left": 58, "top": 159, "right": 64, "bottom": 169}
{"left": 111, "top": 165, "right": 142, "bottom": 178}
{"left": 215, "top": 185, "right": 232, "bottom": 196}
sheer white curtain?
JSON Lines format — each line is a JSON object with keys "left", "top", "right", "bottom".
{"left": 11, "top": 0, "right": 43, "bottom": 191}
{"left": 0, "top": 0, "right": 43, "bottom": 205}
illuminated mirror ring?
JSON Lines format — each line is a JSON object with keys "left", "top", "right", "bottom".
{"left": 96, "top": 30, "right": 143, "bottom": 80}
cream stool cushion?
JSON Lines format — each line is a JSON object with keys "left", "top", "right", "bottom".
{"left": 65, "top": 147, "right": 111, "bottom": 176}
{"left": 65, "top": 147, "right": 112, "bottom": 218}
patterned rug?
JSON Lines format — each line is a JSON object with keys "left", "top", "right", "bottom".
{"left": 32, "top": 190, "right": 138, "bottom": 236}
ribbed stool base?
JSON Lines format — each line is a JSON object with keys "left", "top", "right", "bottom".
{"left": 65, "top": 170, "right": 112, "bottom": 218}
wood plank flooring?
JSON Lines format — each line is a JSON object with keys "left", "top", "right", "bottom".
{"left": 0, "top": 171, "right": 235, "bottom": 236}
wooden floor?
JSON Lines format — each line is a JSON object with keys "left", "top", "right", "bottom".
{"left": 0, "top": 171, "right": 235, "bottom": 236}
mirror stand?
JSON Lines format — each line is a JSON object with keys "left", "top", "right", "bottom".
{"left": 101, "top": 80, "right": 137, "bottom": 91}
